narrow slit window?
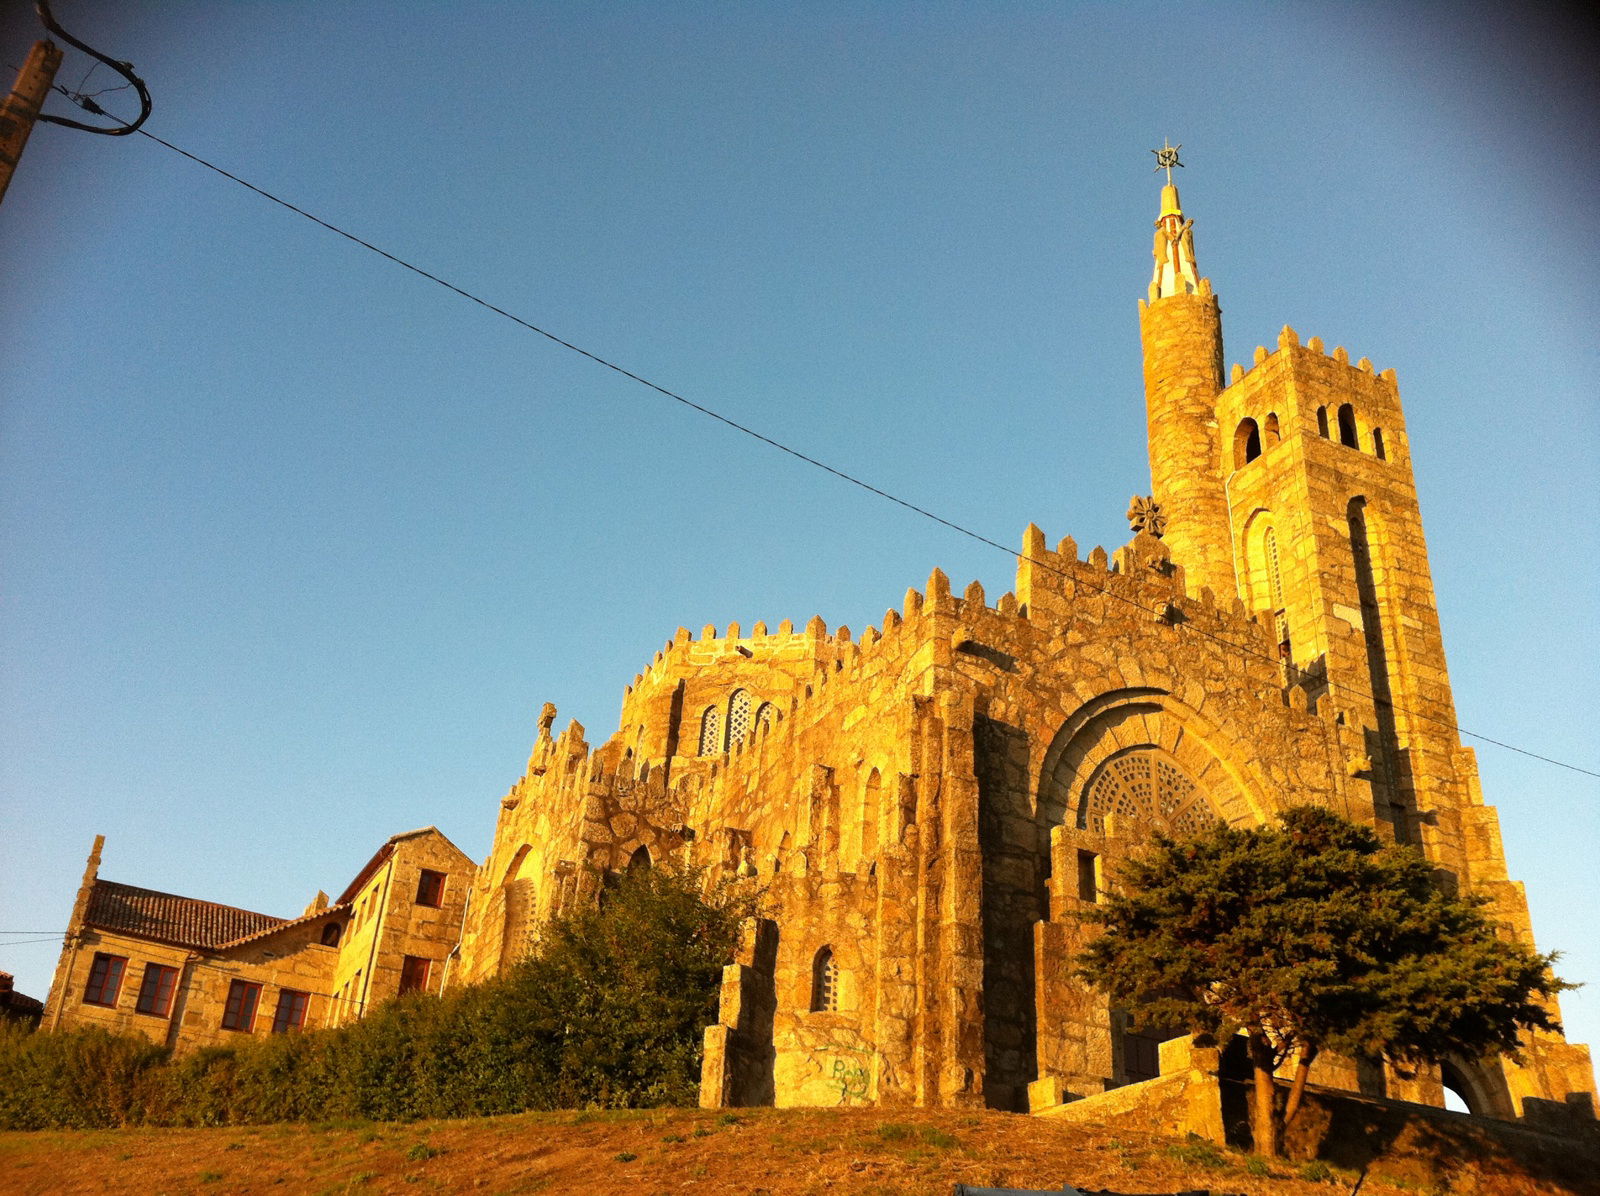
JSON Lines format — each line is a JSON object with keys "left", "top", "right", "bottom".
{"left": 811, "top": 946, "right": 839, "bottom": 1012}
{"left": 1372, "top": 428, "right": 1386, "bottom": 460}
{"left": 1317, "top": 406, "right": 1330, "bottom": 437}
{"left": 1076, "top": 850, "right": 1099, "bottom": 902}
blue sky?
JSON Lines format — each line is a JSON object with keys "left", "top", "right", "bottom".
{"left": 3, "top": 3, "right": 1597, "bottom": 1058}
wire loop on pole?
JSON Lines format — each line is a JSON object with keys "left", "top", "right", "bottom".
{"left": 33, "top": 0, "right": 151, "bottom": 135}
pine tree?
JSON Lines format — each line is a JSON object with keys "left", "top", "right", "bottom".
{"left": 1075, "top": 805, "right": 1566, "bottom": 1155}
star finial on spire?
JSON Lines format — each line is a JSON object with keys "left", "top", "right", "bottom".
{"left": 1151, "top": 139, "right": 1183, "bottom": 185}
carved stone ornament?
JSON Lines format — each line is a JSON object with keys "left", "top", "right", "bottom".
{"left": 1127, "top": 495, "right": 1167, "bottom": 538}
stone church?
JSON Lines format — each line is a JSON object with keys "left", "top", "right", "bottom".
{"left": 45, "top": 172, "right": 1595, "bottom": 1125}
{"left": 447, "top": 175, "right": 1596, "bottom": 1119}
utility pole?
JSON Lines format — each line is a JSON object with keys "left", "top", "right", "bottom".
{"left": 0, "top": 39, "right": 63, "bottom": 207}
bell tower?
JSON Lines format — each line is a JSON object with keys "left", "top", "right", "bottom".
{"left": 1130, "top": 152, "right": 1596, "bottom": 1115}
{"left": 1135, "top": 146, "right": 1453, "bottom": 846}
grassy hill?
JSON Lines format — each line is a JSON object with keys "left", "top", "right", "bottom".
{"left": 4, "top": 1105, "right": 1596, "bottom": 1195}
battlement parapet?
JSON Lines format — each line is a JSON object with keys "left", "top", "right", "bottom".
{"left": 1010, "top": 520, "right": 1283, "bottom": 674}
{"left": 1221, "top": 323, "right": 1399, "bottom": 397}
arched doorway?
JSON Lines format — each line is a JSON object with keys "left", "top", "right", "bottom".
{"left": 1030, "top": 693, "right": 1257, "bottom": 1096}
{"left": 1075, "top": 746, "right": 1217, "bottom": 1086}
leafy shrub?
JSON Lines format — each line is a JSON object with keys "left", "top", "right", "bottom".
{"left": 0, "top": 1021, "right": 168, "bottom": 1129}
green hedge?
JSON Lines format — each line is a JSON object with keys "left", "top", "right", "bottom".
{"left": 0, "top": 865, "right": 750, "bottom": 1129}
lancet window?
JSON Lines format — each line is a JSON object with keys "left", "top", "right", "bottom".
{"left": 1338, "top": 403, "right": 1359, "bottom": 449}
{"left": 1234, "top": 417, "right": 1262, "bottom": 467}
{"left": 726, "top": 689, "right": 752, "bottom": 747}
{"left": 698, "top": 707, "right": 722, "bottom": 756}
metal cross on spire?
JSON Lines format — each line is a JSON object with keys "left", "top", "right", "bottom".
{"left": 1151, "top": 139, "right": 1183, "bottom": 185}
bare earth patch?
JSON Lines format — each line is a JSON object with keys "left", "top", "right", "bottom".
{"left": 2, "top": 1106, "right": 1595, "bottom": 1195}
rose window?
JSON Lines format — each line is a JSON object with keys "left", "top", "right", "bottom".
{"left": 1080, "top": 750, "right": 1216, "bottom": 837}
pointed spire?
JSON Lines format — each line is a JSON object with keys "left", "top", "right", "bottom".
{"left": 1148, "top": 141, "right": 1200, "bottom": 301}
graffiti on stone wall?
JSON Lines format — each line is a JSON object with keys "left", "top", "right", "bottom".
{"left": 824, "top": 1043, "right": 872, "bottom": 1101}
{"left": 776, "top": 1016, "right": 880, "bottom": 1106}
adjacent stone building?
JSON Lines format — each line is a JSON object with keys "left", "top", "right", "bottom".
{"left": 43, "top": 828, "right": 472, "bottom": 1049}
{"left": 450, "top": 176, "right": 1596, "bottom": 1120}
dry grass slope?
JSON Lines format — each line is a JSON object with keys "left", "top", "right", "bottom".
{"left": 3, "top": 1106, "right": 1597, "bottom": 1196}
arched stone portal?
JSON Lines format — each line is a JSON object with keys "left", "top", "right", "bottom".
{"left": 1007, "top": 691, "right": 1264, "bottom": 1100}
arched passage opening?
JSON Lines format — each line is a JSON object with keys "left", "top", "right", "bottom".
{"left": 1442, "top": 1067, "right": 1472, "bottom": 1114}
{"left": 1439, "top": 1056, "right": 1515, "bottom": 1119}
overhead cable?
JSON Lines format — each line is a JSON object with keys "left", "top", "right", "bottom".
{"left": 60, "top": 121, "right": 1600, "bottom": 783}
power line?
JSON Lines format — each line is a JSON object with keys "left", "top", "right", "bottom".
{"left": 63, "top": 123, "right": 1600, "bottom": 783}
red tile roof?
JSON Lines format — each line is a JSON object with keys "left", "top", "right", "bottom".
{"left": 84, "top": 880, "right": 285, "bottom": 950}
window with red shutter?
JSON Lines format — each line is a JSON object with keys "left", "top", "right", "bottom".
{"left": 221, "top": 979, "right": 262, "bottom": 1031}
{"left": 134, "top": 962, "right": 179, "bottom": 1017}
{"left": 398, "top": 955, "right": 431, "bottom": 995}
{"left": 82, "top": 953, "right": 127, "bottom": 1007}
{"left": 271, "top": 988, "right": 310, "bottom": 1033}
{"left": 415, "top": 869, "right": 446, "bottom": 908}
